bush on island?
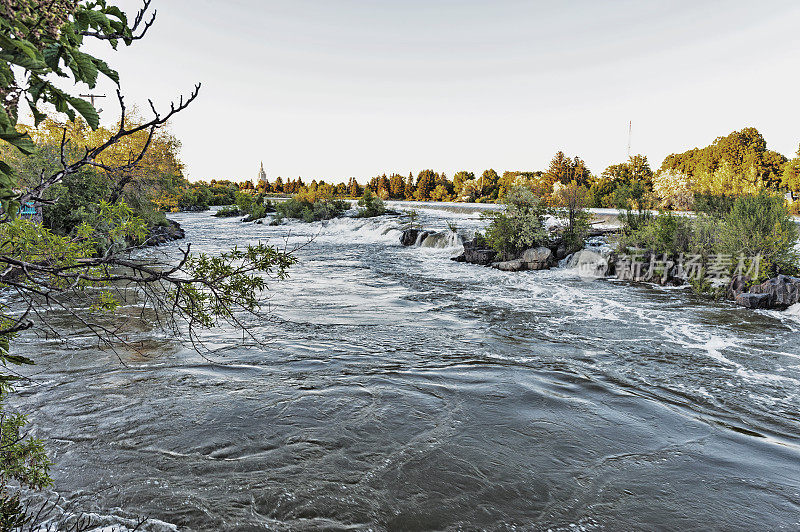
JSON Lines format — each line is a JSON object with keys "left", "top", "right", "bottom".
{"left": 619, "top": 190, "right": 799, "bottom": 291}
{"left": 354, "top": 189, "right": 386, "bottom": 218}
{"left": 274, "top": 190, "right": 350, "bottom": 223}
{"left": 480, "top": 186, "right": 549, "bottom": 258}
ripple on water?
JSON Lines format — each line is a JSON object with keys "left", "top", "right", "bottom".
{"left": 10, "top": 207, "right": 800, "bottom": 530}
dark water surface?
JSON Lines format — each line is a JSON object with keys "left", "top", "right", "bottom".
{"left": 13, "top": 205, "right": 800, "bottom": 530}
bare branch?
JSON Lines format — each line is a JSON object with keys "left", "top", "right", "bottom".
{"left": 80, "top": 0, "right": 157, "bottom": 43}
{"left": 14, "top": 84, "right": 201, "bottom": 209}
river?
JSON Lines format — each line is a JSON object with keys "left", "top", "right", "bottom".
{"left": 12, "top": 202, "right": 800, "bottom": 530}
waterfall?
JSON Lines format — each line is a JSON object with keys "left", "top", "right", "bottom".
{"left": 418, "top": 231, "right": 464, "bottom": 249}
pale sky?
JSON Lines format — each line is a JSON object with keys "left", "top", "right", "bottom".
{"left": 85, "top": 0, "right": 800, "bottom": 183}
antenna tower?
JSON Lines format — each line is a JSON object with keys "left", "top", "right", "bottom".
{"left": 626, "top": 120, "right": 632, "bottom": 159}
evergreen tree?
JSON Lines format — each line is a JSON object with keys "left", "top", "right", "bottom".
{"left": 404, "top": 172, "right": 415, "bottom": 199}
{"left": 348, "top": 177, "right": 360, "bottom": 197}
{"left": 389, "top": 173, "right": 405, "bottom": 198}
{"left": 415, "top": 169, "right": 437, "bottom": 200}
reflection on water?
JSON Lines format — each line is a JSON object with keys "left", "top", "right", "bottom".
{"left": 11, "top": 204, "right": 800, "bottom": 530}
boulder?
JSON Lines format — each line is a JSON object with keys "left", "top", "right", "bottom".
{"left": 748, "top": 274, "right": 800, "bottom": 309}
{"left": 735, "top": 293, "right": 772, "bottom": 309}
{"left": 400, "top": 229, "right": 420, "bottom": 246}
{"left": 566, "top": 249, "right": 610, "bottom": 278}
{"left": 465, "top": 248, "right": 497, "bottom": 265}
{"left": 143, "top": 219, "right": 185, "bottom": 247}
{"left": 727, "top": 275, "right": 751, "bottom": 300}
{"left": 497, "top": 260, "right": 526, "bottom": 272}
{"left": 461, "top": 238, "right": 497, "bottom": 265}
{"left": 520, "top": 246, "right": 554, "bottom": 270}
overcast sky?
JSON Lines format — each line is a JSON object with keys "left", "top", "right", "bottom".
{"left": 85, "top": 0, "right": 800, "bottom": 183}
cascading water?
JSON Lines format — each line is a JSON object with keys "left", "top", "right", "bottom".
{"left": 417, "top": 230, "right": 463, "bottom": 250}
{"left": 10, "top": 203, "right": 800, "bottom": 531}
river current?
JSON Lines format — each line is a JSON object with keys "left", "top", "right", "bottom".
{"left": 12, "top": 202, "right": 800, "bottom": 530}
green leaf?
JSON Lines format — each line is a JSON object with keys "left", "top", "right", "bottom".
{"left": 68, "top": 96, "right": 99, "bottom": 129}
{"left": 0, "top": 107, "right": 11, "bottom": 130}
{"left": 0, "top": 130, "right": 35, "bottom": 155}
{"left": 104, "top": 6, "right": 127, "bottom": 22}
{"left": 68, "top": 50, "right": 98, "bottom": 87}
{"left": 43, "top": 44, "right": 62, "bottom": 72}
{"left": 93, "top": 57, "right": 119, "bottom": 85}
{"left": 29, "top": 104, "right": 46, "bottom": 127}
{"left": 85, "top": 10, "right": 113, "bottom": 33}
{"left": 0, "top": 63, "right": 12, "bottom": 86}
{"left": 10, "top": 54, "right": 47, "bottom": 72}
{"left": 11, "top": 38, "right": 38, "bottom": 59}
{"left": 0, "top": 160, "right": 14, "bottom": 176}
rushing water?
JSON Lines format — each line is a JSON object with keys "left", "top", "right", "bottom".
{"left": 12, "top": 203, "right": 800, "bottom": 530}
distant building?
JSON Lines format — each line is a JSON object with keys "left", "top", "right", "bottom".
{"left": 258, "top": 162, "right": 267, "bottom": 183}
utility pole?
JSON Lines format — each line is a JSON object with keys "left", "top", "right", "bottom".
{"left": 79, "top": 93, "right": 106, "bottom": 112}
{"left": 626, "top": 120, "right": 632, "bottom": 159}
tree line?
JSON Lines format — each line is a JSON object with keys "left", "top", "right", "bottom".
{"left": 228, "top": 126, "right": 800, "bottom": 213}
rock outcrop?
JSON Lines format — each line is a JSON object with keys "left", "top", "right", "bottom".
{"left": 519, "top": 247, "right": 554, "bottom": 270}
{"left": 495, "top": 260, "right": 526, "bottom": 272}
{"left": 735, "top": 292, "right": 772, "bottom": 309}
{"left": 453, "top": 239, "right": 561, "bottom": 271}
{"left": 400, "top": 229, "right": 423, "bottom": 246}
{"left": 728, "top": 274, "right": 800, "bottom": 310}
{"left": 144, "top": 220, "right": 185, "bottom": 246}
{"left": 565, "top": 249, "right": 612, "bottom": 278}
{"left": 452, "top": 238, "right": 497, "bottom": 265}
{"left": 740, "top": 275, "right": 800, "bottom": 309}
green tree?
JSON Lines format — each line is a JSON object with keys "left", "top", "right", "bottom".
{"left": 355, "top": 188, "right": 386, "bottom": 217}
{"left": 453, "top": 170, "right": 474, "bottom": 197}
{"left": 553, "top": 181, "right": 591, "bottom": 252}
{"left": 591, "top": 155, "right": 653, "bottom": 208}
{"left": 479, "top": 168, "right": 499, "bottom": 199}
{"left": 415, "top": 169, "right": 436, "bottom": 200}
{"left": 389, "top": 173, "right": 405, "bottom": 199}
{"left": 781, "top": 144, "right": 800, "bottom": 194}
{"left": 660, "top": 127, "right": 787, "bottom": 188}
{"left": 545, "top": 152, "right": 591, "bottom": 189}
{"left": 0, "top": 2, "right": 298, "bottom": 524}
{"left": 347, "top": 177, "right": 359, "bottom": 197}
{"left": 481, "top": 186, "right": 549, "bottom": 257}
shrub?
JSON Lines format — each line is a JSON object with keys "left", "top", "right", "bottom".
{"left": 716, "top": 191, "right": 799, "bottom": 280}
{"left": 481, "top": 186, "right": 549, "bottom": 257}
{"left": 214, "top": 205, "right": 241, "bottom": 217}
{"left": 242, "top": 199, "right": 275, "bottom": 222}
{"left": 401, "top": 210, "right": 420, "bottom": 230}
{"left": 43, "top": 169, "right": 111, "bottom": 235}
{"left": 354, "top": 189, "right": 386, "bottom": 218}
{"left": 274, "top": 190, "right": 349, "bottom": 223}
{"left": 618, "top": 208, "right": 653, "bottom": 236}
{"left": 552, "top": 180, "right": 591, "bottom": 253}
{"left": 616, "top": 190, "right": 800, "bottom": 288}
{"left": 693, "top": 192, "right": 736, "bottom": 217}
{"left": 620, "top": 211, "right": 693, "bottom": 256}
{"left": 609, "top": 180, "right": 651, "bottom": 209}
